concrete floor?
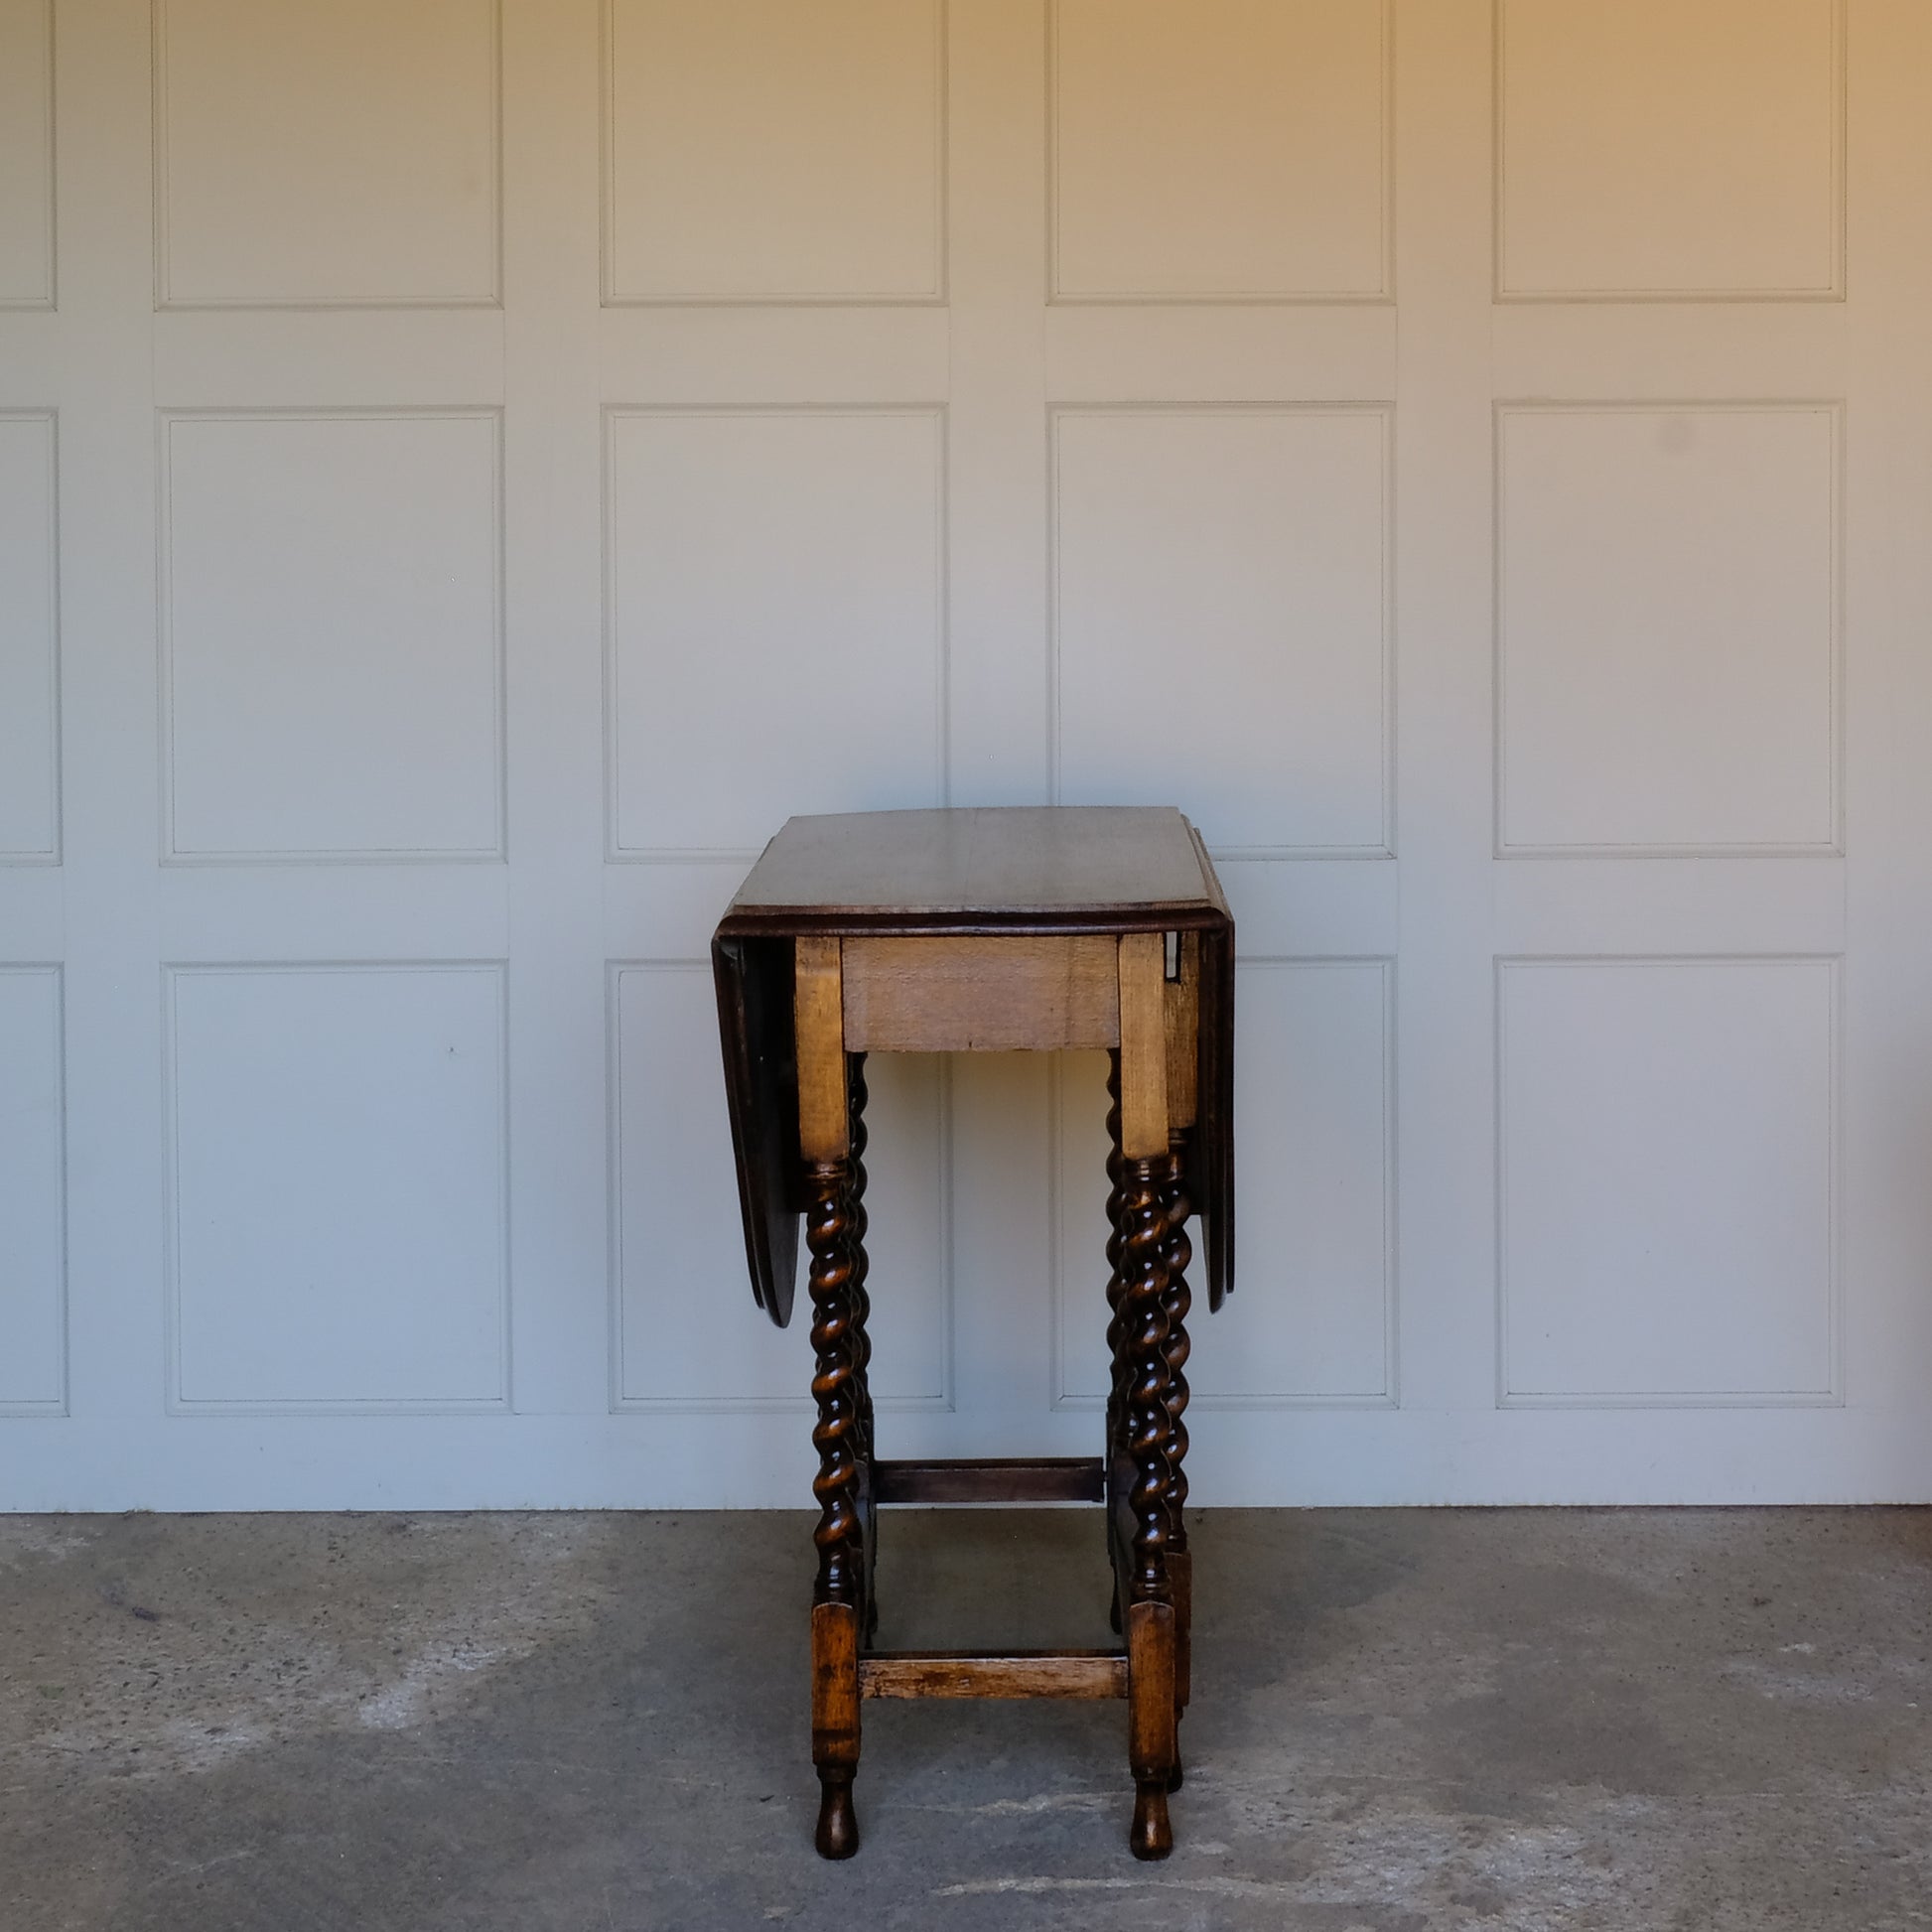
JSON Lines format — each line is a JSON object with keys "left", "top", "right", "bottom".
{"left": 3, "top": 1508, "right": 1929, "bottom": 1932}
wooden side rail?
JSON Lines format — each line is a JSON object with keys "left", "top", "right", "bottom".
{"left": 842, "top": 935, "right": 1121, "bottom": 1052}
{"left": 871, "top": 1456, "right": 1105, "bottom": 1505}
{"left": 860, "top": 1649, "right": 1129, "bottom": 1701}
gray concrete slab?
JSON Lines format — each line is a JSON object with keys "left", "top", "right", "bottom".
{"left": 3, "top": 1507, "right": 1928, "bottom": 1930}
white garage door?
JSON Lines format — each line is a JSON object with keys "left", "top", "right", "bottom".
{"left": 4, "top": 0, "right": 1930, "bottom": 1508}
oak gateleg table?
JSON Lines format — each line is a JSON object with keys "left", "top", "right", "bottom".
{"left": 712, "top": 806, "right": 1234, "bottom": 1860}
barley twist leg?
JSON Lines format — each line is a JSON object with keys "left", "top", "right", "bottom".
{"left": 806, "top": 1162, "right": 863, "bottom": 1858}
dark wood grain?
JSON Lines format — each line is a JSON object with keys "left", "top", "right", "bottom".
{"left": 721, "top": 806, "right": 1221, "bottom": 931}
{"left": 871, "top": 1457, "right": 1105, "bottom": 1505}
{"left": 1118, "top": 1156, "right": 1176, "bottom": 1604}
{"left": 860, "top": 1650, "right": 1128, "bottom": 1700}
{"left": 842, "top": 933, "right": 1120, "bottom": 1050}
{"left": 810, "top": 1600, "right": 862, "bottom": 1859}
{"left": 807, "top": 1156, "right": 870, "bottom": 1861}
{"left": 806, "top": 1163, "right": 864, "bottom": 1608}
{"left": 710, "top": 933, "right": 800, "bottom": 1328}
{"left": 1188, "top": 817, "right": 1235, "bottom": 1312}
{"left": 1126, "top": 1598, "right": 1177, "bottom": 1859}
{"left": 844, "top": 1059, "right": 879, "bottom": 1645}
{"left": 1103, "top": 1048, "right": 1129, "bottom": 1637}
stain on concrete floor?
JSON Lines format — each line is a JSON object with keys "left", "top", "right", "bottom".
{"left": 2, "top": 1508, "right": 1928, "bottom": 1931}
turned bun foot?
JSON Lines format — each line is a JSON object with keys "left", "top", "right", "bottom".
{"left": 815, "top": 1772, "right": 859, "bottom": 1859}
{"left": 1130, "top": 1781, "right": 1173, "bottom": 1860}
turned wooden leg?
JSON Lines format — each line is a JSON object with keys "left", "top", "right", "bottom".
{"left": 1166, "top": 1549, "right": 1191, "bottom": 1793}
{"left": 1127, "top": 1597, "right": 1176, "bottom": 1858}
{"left": 806, "top": 1161, "right": 865, "bottom": 1859}
{"left": 811, "top": 1600, "right": 860, "bottom": 1859}
{"left": 844, "top": 1055, "right": 879, "bottom": 1645}
{"left": 1161, "top": 1144, "right": 1194, "bottom": 1792}
{"left": 1118, "top": 1153, "right": 1178, "bottom": 1859}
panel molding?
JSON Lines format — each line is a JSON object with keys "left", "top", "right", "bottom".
{"left": 602, "top": 402, "right": 950, "bottom": 862}
{"left": 1493, "top": 398, "right": 1844, "bottom": 860}
{"left": 1048, "top": 401, "right": 1395, "bottom": 859}
{"left": 606, "top": 959, "right": 956, "bottom": 1413}
{"left": 0, "top": 962, "right": 66, "bottom": 1417}
{"left": 151, "top": 0, "right": 505, "bottom": 311}
{"left": 0, "top": 408, "right": 60, "bottom": 864}
{"left": 0, "top": 0, "right": 56, "bottom": 310}
{"left": 1049, "top": 955, "right": 1398, "bottom": 1412}
{"left": 599, "top": 0, "right": 949, "bottom": 308}
{"left": 1493, "top": 0, "right": 1847, "bottom": 304}
{"left": 1493, "top": 953, "right": 1843, "bottom": 1409}
{"left": 156, "top": 405, "right": 508, "bottom": 865}
{"left": 162, "top": 960, "right": 512, "bottom": 1414}
{"left": 1046, "top": 0, "right": 1394, "bottom": 306}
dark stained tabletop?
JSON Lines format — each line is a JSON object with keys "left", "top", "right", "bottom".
{"left": 720, "top": 806, "right": 1225, "bottom": 931}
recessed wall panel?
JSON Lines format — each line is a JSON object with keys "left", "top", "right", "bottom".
{"left": 161, "top": 411, "right": 503, "bottom": 862}
{"left": 1497, "top": 0, "right": 1842, "bottom": 300}
{"left": 0, "top": 413, "right": 58, "bottom": 860}
{"left": 0, "top": 0, "right": 54, "bottom": 306}
{"left": 1054, "top": 407, "right": 1389, "bottom": 855}
{"left": 1499, "top": 958, "right": 1837, "bottom": 1404}
{"left": 167, "top": 965, "right": 508, "bottom": 1410}
{"left": 607, "top": 408, "right": 944, "bottom": 856}
{"left": 1058, "top": 962, "right": 1393, "bottom": 1405}
{"left": 1051, "top": 0, "right": 1388, "bottom": 302}
{"left": 612, "top": 965, "right": 948, "bottom": 1407}
{"left": 0, "top": 967, "right": 64, "bottom": 1412}
{"left": 155, "top": 0, "right": 499, "bottom": 307}
{"left": 605, "top": 0, "right": 944, "bottom": 303}
{"left": 1498, "top": 405, "right": 1838, "bottom": 854}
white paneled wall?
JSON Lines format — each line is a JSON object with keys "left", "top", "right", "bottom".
{"left": 164, "top": 964, "right": 509, "bottom": 1410}
{"left": 604, "top": 0, "right": 945, "bottom": 304}
{"left": 1052, "top": 406, "right": 1391, "bottom": 854}
{"left": 3, "top": 0, "right": 1931, "bottom": 1508}
{"left": 1497, "top": 957, "right": 1839, "bottom": 1405}
{"left": 160, "top": 410, "right": 504, "bottom": 861}
{"left": 0, "top": 0, "right": 55, "bottom": 308}
{"left": 154, "top": 0, "right": 500, "bottom": 307}
{"left": 1049, "top": 0, "right": 1391, "bottom": 301}
{"left": 0, "top": 412, "right": 59, "bottom": 859}
{"left": 0, "top": 968, "right": 66, "bottom": 1412}
{"left": 1496, "top": 0, "right": 1843, "bottom": 300}
{"left": 1496, "top": 404, "right": 1839, "bottom": 855}
{"left": 605, "top": 407, "right": 946, "bottom": 855}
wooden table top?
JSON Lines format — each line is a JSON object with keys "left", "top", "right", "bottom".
{"left": 720, "top": 806, "right": 1227, "bottom": 933}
